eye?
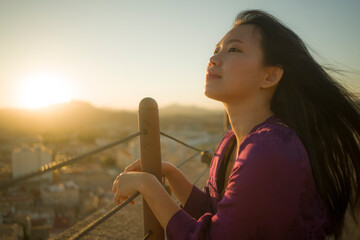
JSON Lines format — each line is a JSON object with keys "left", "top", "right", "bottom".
{"left": 213, "top": 47, "right": 220, "bottom": 55}
{"left": 228, "top": 47, "right": 241, "bottom": 52}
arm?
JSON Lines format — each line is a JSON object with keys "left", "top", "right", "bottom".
{"left": 164, "top": 163, "right": 215, "bottom": 219}
{"left": 139, "top": 173, "right": 182, "bottom": 228}
{"left": 112, "top": 171, "right": 182, "bottom": 229}
{"left": 162, "top": 162, "right": 193, "bottom": 206}
{"left": 113, "top": 164, "right": 214, "bottom": 229}
{"left": 124, "top": 159, "right": 198, "bottom": 207}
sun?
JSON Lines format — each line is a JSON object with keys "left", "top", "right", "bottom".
{"left": 17, "top": 72, "right": 73, "bottom": 109}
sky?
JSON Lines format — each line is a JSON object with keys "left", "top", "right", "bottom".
{"left": 0, "top": 0, "right": 359, "bottom": 110}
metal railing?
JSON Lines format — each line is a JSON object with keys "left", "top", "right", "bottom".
{"left": 0, "top": 131, "right": 146, "bottom": 190}
{"left": 1, "top": 97, "right": 215, "bottom": 240}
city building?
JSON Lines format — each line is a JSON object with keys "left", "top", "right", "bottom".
{"left": 11, "top": 144, "right": 53, "bottom": 182}
{"left": 40, "top": 181, "right": 80, "bottom": 207}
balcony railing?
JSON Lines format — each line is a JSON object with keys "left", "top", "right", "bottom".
{"left": 0, "top": 97, "right": 215, "bottom": 240}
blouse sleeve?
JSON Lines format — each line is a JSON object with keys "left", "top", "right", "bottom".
{"left": 181, "top": 183, "right": 216, "bottom": 220}
{"left": 166, "top": 128, "right": 307, "bottom": 240}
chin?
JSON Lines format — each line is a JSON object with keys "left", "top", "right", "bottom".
{"left": 204, "top": 89, "right": 225, "bottom": 102}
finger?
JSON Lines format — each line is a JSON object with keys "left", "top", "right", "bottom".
{"left": 124, "top": 162, "right": 135, "bottom": 172}
{"left": 112, "top": 177, "right": 121, "bottom": 193}
{"left": 115, "top": 172, "right": 124, "bottom": 181}
{"left": 120, "top": 196, "right": 127, "bottom": 203}
{"left": 124, "top": 158, "right": 141, "bottom": 172}
{"left": 112, "top": 180, "right": 117, "bottom": 194}
{"left": 114, "top": 191, "right": 121, "bottom": 205}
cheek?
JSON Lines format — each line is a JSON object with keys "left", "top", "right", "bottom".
{"left": 226, "top": 59, "right": 262, "bottom": 87}
{"left": 204, "top": 57, "right": 265, "bottom": 102}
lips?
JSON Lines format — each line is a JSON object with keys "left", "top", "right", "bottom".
{"left": 206, "top": 71, "right": 221, "bottom": 80}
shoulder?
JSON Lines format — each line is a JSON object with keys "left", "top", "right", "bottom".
{"left": 250, "top": 118, "right": 298, "bottom": 145}
{"left": 248, "top": 117, "right": 303, "bottom": 150}
{"left": 229, "top": 118, "right": 312, "bottom": 192}
{"left": 238, "top": 118, "right": 308, "bottom": 169}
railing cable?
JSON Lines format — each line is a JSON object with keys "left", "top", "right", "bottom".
{"left": 193, "top": 167, "right": 209, "bottom": 186}
{"left": 0, "top": 130, "right": 146, "bottom": 191}
{"left": 4, "top": 97, "right": 219, "bottom": 239}
{"left": 66, "top": 145, "right": 213, "bottom": 240}
{"left": 176, "top": 142, "right": 215, "bottom": 168}
{"left": 143, "top": 231, "right": 152, "bottom": 240}
{"left": 160, "top": 131, "right": 204, "bottom": 152}
{"left": 68, "top": 192, "right": 141, "bottom": 240}
{"left": 176, "top": 151, "right": 202, "bottom": 168}
{"left": 65, "top": 134, "right": 214, "bottom": 240}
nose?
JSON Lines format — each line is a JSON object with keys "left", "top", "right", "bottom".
{"left": 208, "top": 54, "right": 221, "bottom": 67}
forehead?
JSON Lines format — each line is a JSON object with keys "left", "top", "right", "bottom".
{"left": 216, "top": 24, "right": 261, "bottom": 47}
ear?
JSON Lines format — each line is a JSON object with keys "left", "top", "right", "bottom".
{"left": 261, "top": 66, "right": 283, "bottom": 89}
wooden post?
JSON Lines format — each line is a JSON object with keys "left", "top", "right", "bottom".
{"left": 138, "top": 98, "right": 164, "bottom": 240}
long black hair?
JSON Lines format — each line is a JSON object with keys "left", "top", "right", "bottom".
{"left": 234, "top": 10, "right": 360, "bottom": 239}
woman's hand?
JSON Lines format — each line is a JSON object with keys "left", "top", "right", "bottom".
{"left": 113, "top": 161, "right": 185, "bottom": 228}
{"left": 124, "top": 158, "right": 142, "bottom": 172}
{"left": 112, "top": 171, "right": 151, "bottom": 205}
{"left": 124, "top": 158, "right": 175, "bottom": 177}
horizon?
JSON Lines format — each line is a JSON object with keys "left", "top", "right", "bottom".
{"left": 0, "top": 99, "right": 225, "bottom": 112}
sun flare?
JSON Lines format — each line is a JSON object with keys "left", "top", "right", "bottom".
{"left": 17, "top": 72, "right": 73, "bottom": 109}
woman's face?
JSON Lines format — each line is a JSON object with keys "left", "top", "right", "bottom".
{"left": 205, "top": 24, "right": 269, "bottom": 104}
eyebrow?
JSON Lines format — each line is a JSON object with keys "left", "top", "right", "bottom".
{"left": 216, "top": 39, "right": 244, "bottom": 48}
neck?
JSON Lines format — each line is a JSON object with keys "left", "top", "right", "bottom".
{"left": 224, "top": 101, "right": 273, "bottom": 150}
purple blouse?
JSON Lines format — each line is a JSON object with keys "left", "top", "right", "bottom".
{"left": 166, "top": 116, "right": 331, "bottom": 239}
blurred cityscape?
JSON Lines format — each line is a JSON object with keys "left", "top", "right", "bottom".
{"left": 0, "top": 101, "right": 224, "bottom": 240}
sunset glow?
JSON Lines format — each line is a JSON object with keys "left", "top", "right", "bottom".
{"left": 17, "top": 72, "right": 72, "bottom": 109}
{"left": 0, "top": 1, "right": 358, "bottom": 110}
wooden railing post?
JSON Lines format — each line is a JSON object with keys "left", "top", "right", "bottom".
{"left": 138, "top": 97, "right": 164, "bottom": 240}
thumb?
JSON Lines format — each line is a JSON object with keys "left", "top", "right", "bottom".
{"left": 125, "top": 159, "right": 142, "bottom": 172}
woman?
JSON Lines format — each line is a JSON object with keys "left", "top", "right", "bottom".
{"left": 113, "top": 10, "right": 360, "bottom": 239}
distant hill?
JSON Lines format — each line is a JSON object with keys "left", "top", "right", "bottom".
{"left": 0, "top": 101, "right": 137, "bottom": 134}
{"left": 0, "top": 101, "right": 224, "bottom": 135}
{"left": 159, "top": 104, "right": 224, "bottom": 132}
{"left": 160, "top": 104, "right": 222, "bottom": 116}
